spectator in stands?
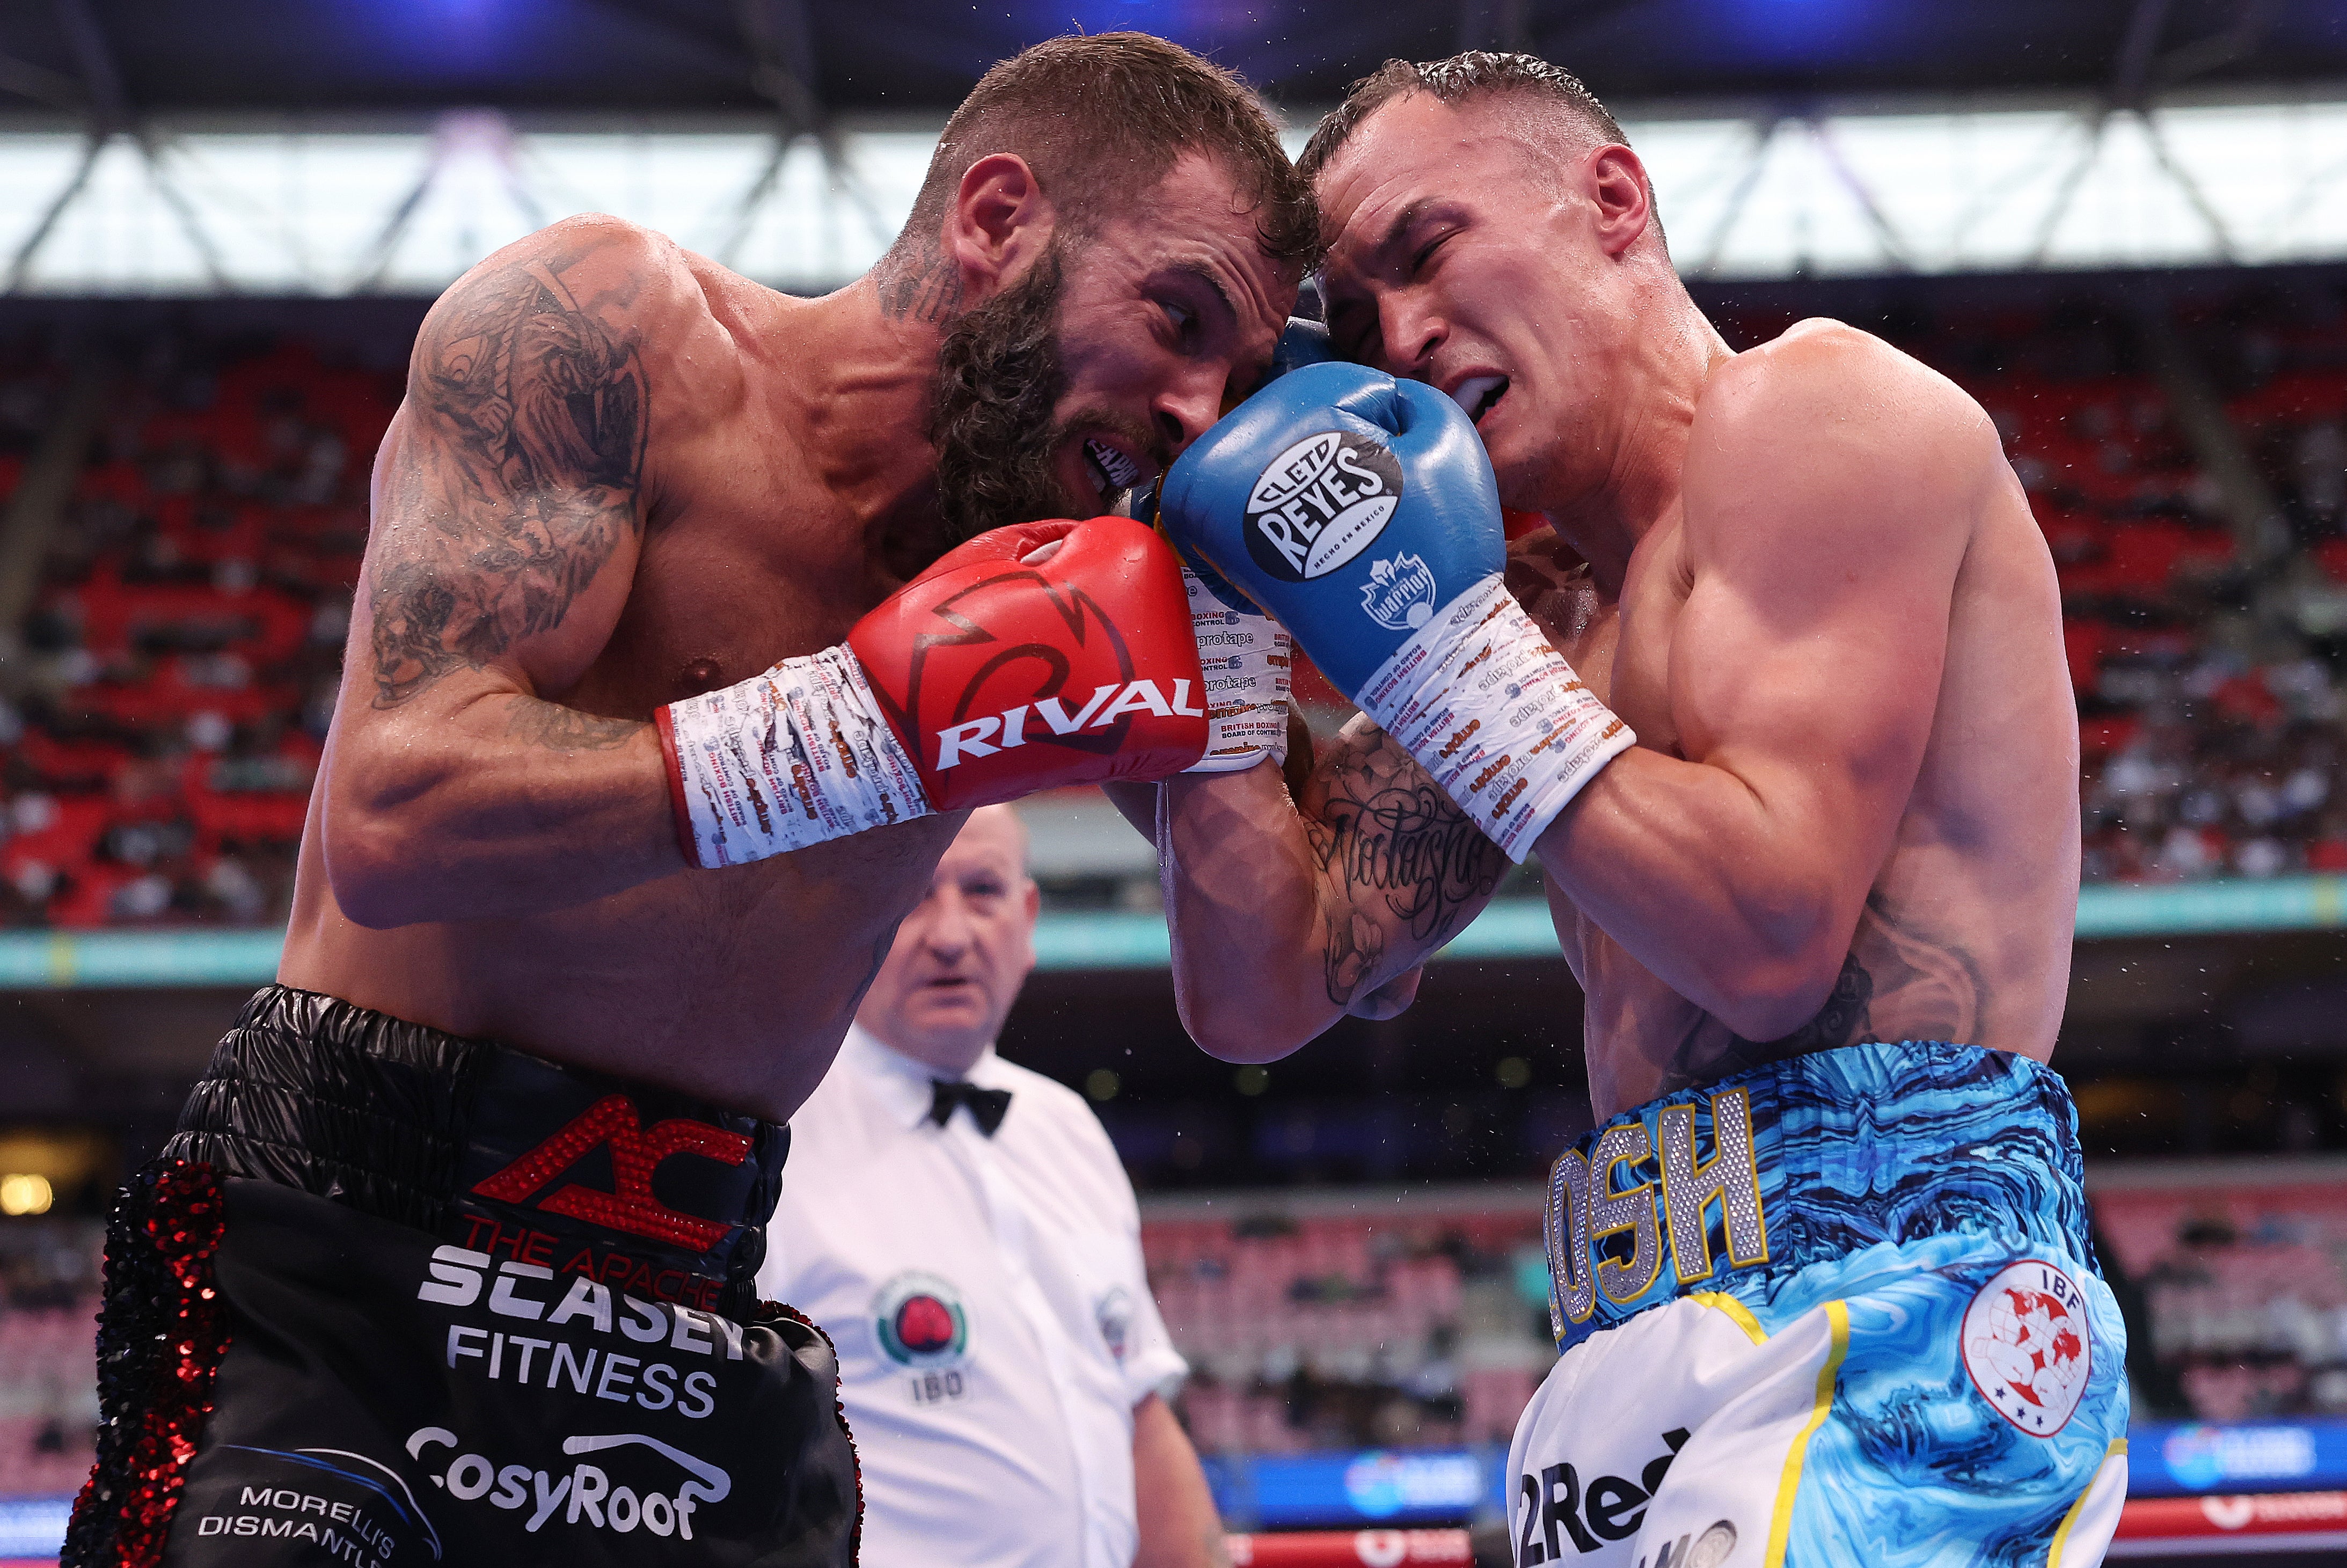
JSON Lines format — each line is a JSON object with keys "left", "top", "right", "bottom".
{"left": 759, "top": 807, "right": 1224, "bottom": 1568}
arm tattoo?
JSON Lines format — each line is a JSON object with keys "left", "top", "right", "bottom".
{"left": 1305, "top": 727, "right": 1508, "bottom": 1007}
{"left": 369, "top": 247, "right": 648, "bottom": 707}
{"left": 1657, "top": 894, "right": 1986, "bottom": 1091}
{"left": 503, "top": 699, "right": 645, "bottom": 753}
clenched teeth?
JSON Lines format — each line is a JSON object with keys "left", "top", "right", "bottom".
{"left": 1085, "top": 438, "right": 1143, "bottom": 490}
{"left": 1451, "top": 376, "right": 1508, "bottom": 423}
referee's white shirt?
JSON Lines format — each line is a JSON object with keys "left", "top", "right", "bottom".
{"left": 759, "top": 1025, "right": 1186, "bottom": 1568}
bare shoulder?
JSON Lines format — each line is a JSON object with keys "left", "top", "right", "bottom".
{"left": 406, "top": 214, "right": 747, "bottom": 444}
{"left": 1684, "top": 318, "right": 2000, "bottom": 566}
{"left": 1699, "top": 318, "right": 1991, "bottom": 458}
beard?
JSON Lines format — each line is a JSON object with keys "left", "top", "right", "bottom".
{"left": 927, "top": 245, "right": 1085, "bottom": 548}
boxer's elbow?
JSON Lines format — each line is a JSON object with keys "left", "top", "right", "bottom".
{"left": 1702, "top": 886, "right": 1848, "bottom": 1041}
{"left": 321, "top": 756, "right": 456, "bottom": 929}
{"left": 1175, "top": 972, "right": 1320, "bottom": 1064}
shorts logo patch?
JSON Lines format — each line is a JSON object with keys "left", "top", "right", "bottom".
{"left": 1961, "top": 1258, "right": 2091, "bottom": 1436}
{"left": 873, "top": 1271, "right": 969, "bottom": 1369}
{"left": 470, "top": 1094, "right": 754, "bottom": 1255}
{"left": 1095, "top": 1285, "right": 1134, "bottom": 1364}
{"left": 1245, "top": 429, "right": 1403, "bottom": 583}
{"left": 1360, "top": 553, "right": 1437, "bottom": 632}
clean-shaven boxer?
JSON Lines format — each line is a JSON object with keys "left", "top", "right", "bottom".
{"left": 764, "top": 807, "right": 1222, "bottom": 1568}
{"left": 67, "top": 33, "right": 1308, "bottom": 1568}
{"left": 1151, "top": 52, "right": 2126, "bottom": 1568}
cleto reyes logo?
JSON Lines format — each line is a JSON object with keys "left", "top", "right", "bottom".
{"left": 1245, "top": 430, "right": 1404, "bottom": 583}
{"left": 931, "top": 677, "right": 1204, "bottom": 771}
{"left": 471, "top": 1095, "right": 753, "bottom": 1255}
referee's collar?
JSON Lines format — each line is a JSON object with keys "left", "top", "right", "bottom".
{"left": 845, "top": 1024, "right": 1006, "bottom": 1133}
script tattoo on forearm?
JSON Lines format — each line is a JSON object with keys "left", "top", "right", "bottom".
{"left": 1658, "top": 894, "right": 1985, "bottom": 1091}
{"left": 368, "top": 244, "right": 648, "bottom": 708}
{"left": 1305, "top": 728, "right": 1507, "bottom": 1006}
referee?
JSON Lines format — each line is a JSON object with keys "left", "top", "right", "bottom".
{"left": 759, "top": 805, "right": 1225, "bottom": 1568}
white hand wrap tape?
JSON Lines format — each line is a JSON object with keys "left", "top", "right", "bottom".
{"left": 1357, "top": 575, "right": 1633, "bottom": 861}
{"left": 1181, "top": 566, "right": 1293, "bottom": 774}
{"left": 664, "top": 645, "right": 930, "bottom": 868}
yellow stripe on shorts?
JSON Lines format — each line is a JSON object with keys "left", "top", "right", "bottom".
{"left": 2046, "top": 1439, "right": 2129, "bottom": 1567}
{"left": 1765, "top": 1299, "right": 1849, "bottom": 1568}
{"left": 1690, "top": 1291, "right": 1768, "bottom": 1346}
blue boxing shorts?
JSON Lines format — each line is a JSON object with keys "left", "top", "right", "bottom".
{"left": 1509, "top": 1041, "right": 2128, "bottom": 1568}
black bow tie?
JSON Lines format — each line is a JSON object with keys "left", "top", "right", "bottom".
{"left": 930, "top": 1079, "right": 1012, "bottom": 1137}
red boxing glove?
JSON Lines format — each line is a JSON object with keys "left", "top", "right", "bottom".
{"left": 660, "top": 517, "right": 1205, "bottom": 866}
{"left": 849, "top": 516, "right": 1207, "bottom": 811}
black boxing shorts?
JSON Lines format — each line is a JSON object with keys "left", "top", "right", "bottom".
{"left": 64, "top": 984, "right": 860, "bottom": 1568}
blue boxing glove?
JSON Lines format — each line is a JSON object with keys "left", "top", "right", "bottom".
{"left": 1160, "top": 362, "right": 1635, "bottom": 859}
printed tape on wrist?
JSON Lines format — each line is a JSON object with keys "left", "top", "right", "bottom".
{"left": 664, "top": 646, "right": 930, "bottom": 868}
{"left": 1182, "top": 566, "right": 1292, "bottom": 774}
{"left": 1358, "top": 573, "right": 1633, "bottom": 860}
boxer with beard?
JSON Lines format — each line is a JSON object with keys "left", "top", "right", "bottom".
{"left": 68, "top": 32, "right": 1308, "bottom": 1568}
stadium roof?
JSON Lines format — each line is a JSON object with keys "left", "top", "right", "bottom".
{"left": 0, "top": 0, "right": 2342, "bottom": 122}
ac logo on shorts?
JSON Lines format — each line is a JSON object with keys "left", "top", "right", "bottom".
{"left": 471, "top": 1095, "right": 754, "bottom": 1254}
{"left": 1961, "top": 1258, "right": 2092, "bottom": 1435}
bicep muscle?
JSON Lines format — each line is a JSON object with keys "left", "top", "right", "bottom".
{"left": 365, "top": 240, "right": 652, "bottom": 709}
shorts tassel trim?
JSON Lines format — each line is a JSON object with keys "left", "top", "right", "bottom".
{"left": 1764, "top": 1299, "right": 1848, "bottom": 1568}
{"left": 63, "top": 1162, "right": 232, "bottom": 1568}
{"left": 765, "top": 1299, "right": 865, "bottom": 1564}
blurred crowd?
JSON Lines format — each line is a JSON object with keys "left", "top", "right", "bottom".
{"left": 0, "top": 288, "right": 2335, "bottom": 930}
{"left": 1150, "top": 1205, "right": 1553, "bottom": 1456}
{"left": 0, "top": 1226, "right": 100, "bottom": 1499}
{"left": 2100, "top": 1179, "right": 2347, "bottom": 1424}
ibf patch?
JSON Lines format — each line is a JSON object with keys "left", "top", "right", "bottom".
{"left": 1245, "top": 429, "right": 1403, "bottom": 582}
{"left": 1961, "top": 1258, "right": 2092, "bottom": 1435}
{"left": 873, "top": 1271, "right": 969, "bottom": 1370}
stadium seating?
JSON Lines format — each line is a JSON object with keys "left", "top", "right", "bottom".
{"left": 2096, "top": 1167, "right": 2347, "bottom": 1422}
{"left": 1143, "top": 1201, "right": 1552, "bottom": 1454}
{"left": 0, "top": 1232, "right": 100, "bottom": 1500}
{"left": 0, "top": 336, "right": 376, "bottom": 929}
{"left": 0, "top": 294, "right": 2335, "bottom": 928}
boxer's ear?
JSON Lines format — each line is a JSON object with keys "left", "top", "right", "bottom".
{"left": 944, "top": 153, "right": 1056, "bottom": 303}
{"left": 1585, "top": 144, "right": 1654, "bottom": 259}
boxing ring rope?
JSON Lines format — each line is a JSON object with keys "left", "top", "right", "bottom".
{"left": 1220, "top": 1491, "right": 2347, "bottom": 1564}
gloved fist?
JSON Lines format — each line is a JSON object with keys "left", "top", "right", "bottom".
{"left": 661, "top": 517, "right": 1207, "bottom": 867}
{"left": 1159, "top": 363, "right": 1633, "bottom": 859}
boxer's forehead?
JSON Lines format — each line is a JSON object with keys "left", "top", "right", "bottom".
{"left": 1084, "top": 151, "right": 1296, "bottom": 361}
{"left": 1317, "top": 94, "right": 1530, "bottom": 289}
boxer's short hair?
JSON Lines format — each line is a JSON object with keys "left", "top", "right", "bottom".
{"left": 1297, "top": 51, "right": 1630, "bottom": 188}
{"left": 902, "top": 31, "right": 1317, "bottom": 266}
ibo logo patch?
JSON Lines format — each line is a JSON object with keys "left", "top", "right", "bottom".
{"left": 1245, "top": 430, "right": 1403, "bottom": 582}
{"left": 873, "top": 1271, "right": 969, "bottom": 1369}
{"left": 1359, "top": 553, "right": 1437, "bottom": 632}
{"left": 1095, "top": 1286, "right": 1134, "bottom": 1364}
